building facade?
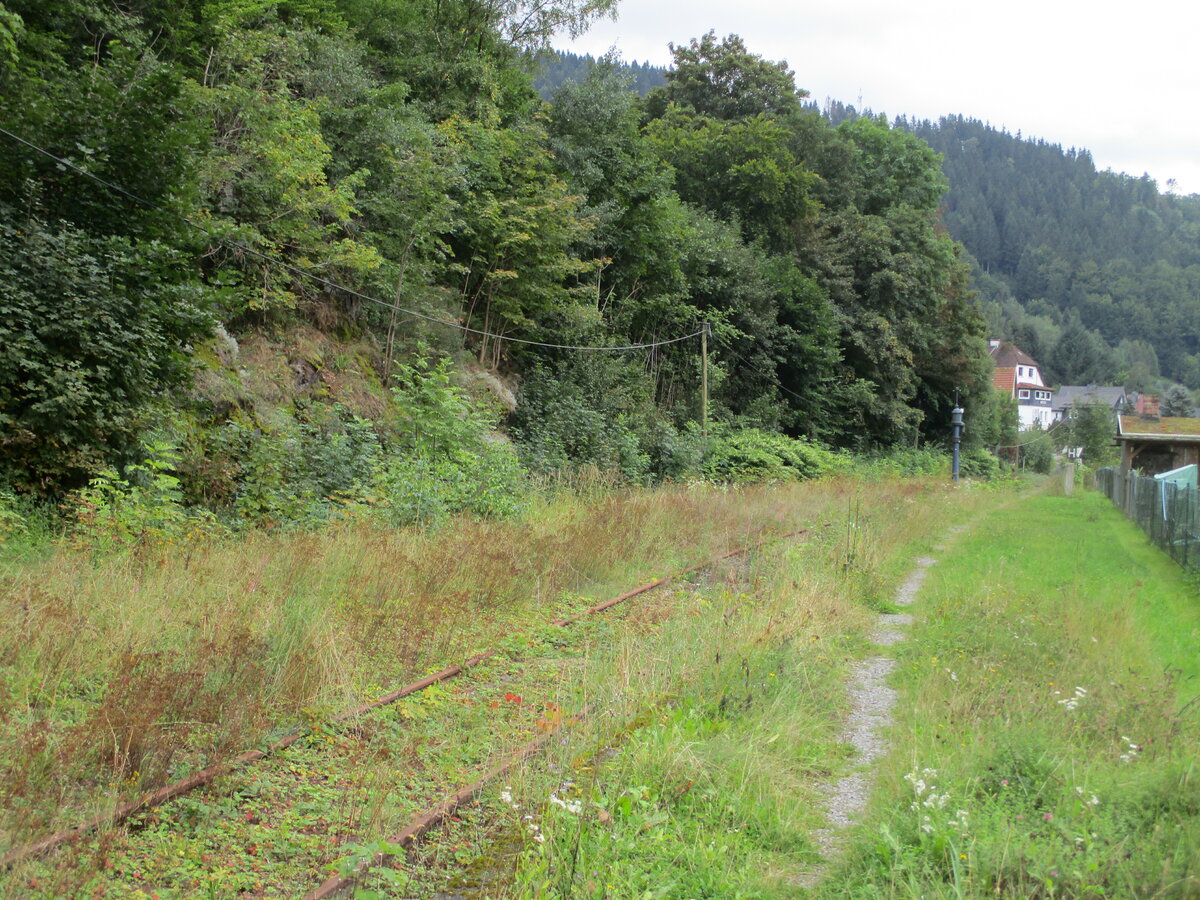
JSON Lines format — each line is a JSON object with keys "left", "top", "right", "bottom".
{"left": 989, "top": 340, "right": 1054, "bottom": 430}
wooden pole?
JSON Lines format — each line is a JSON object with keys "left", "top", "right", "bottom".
{"left": 701, "top": 323, "right": 709, "bottom": 438}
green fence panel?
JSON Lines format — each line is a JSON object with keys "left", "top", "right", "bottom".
{"left": 1097, "top": 466, "right": 1200, "bottom": 570}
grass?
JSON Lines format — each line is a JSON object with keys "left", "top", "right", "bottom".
{"left": 822, "top": 488, "right": 1200, "bottom": 898}
{"left": 448, "top": 482, "right": 1200, "bottom": 900}
{"left": 465, "top": 475, "right": 977, "bottom": 899}
{"left": 22, "top": 475, "right": 1180, "bottom": 898}
{"left": 0, "top": 475, "right": 881, "bottom": 894}
{"left": 0, "top": 481, "right": 831, "bottom": 846}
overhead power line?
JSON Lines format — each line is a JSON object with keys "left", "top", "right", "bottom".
{"left": 0, "top": 126, "right": 702, "bottom": 353}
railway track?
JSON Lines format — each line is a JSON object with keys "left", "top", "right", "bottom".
{"left": 2, "top": 527, "right": 812, "bottom": 897}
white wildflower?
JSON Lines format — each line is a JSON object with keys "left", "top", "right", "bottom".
{"left": 549, "top": 793, "right": 582, "bottom": 815}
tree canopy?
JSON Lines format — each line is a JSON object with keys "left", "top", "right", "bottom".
{"left": 0, "top": 8, "right": 998, "bottom": 498}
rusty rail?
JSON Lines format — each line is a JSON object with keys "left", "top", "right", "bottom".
{"left": 303, "top": 707, "right": 591, "bottom": 900}
{"left": 1, "top": 528, "right": 802, "bottom": 869}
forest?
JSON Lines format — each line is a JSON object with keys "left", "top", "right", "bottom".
{"left": 538, "top": 60, "right": 1200, "bottom": 396}
{"left": 533, "top": 48, "right": 664, "bottom": 97}
{"left": 907, "top": 115, "right": 1200, "bottom": 392}
{"left": 0, "top": 0, "right": 1003, "bottom": 532}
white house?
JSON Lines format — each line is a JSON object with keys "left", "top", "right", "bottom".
{"left": 989, "top": 340, "right": 1054, "bottom": 430}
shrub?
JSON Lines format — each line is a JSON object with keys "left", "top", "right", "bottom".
{"left": 1018, "top": 428, "right": 1055, "bottom": 474}
{"left": 0, "top": 209, "right": 210, "bottom": 494}
{"left": 704, "top": 427, "right": 843, "bottom": 483}
{"left": 858, "top": 447, "right": 949, "bottom": 478}
{"left": 71, "top": 443, "right": 221, "bottom": 551}
{"left": 372, "top": 349, "right": 529, "bottom": 524}
{"left": 0, "top": 488, "right": 28, "bottom": 544}
{"left": 643, "top": 421, "right": 708, "bottom": 481}
{"left": 373, "top": 440, "right": 526, "bottom": 526}
{"left": 511, "top": 365, "right": 652, "bottom": 482}
{"left": 959, "top": 447, "right": 1002, "bottom": 480}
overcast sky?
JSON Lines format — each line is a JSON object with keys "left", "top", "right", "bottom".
{"left": 556, "top": 0, "right": 1200, "bottom": 195}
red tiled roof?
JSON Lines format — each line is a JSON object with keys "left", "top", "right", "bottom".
{"left": 992, "top": 368, "right": 1015, "bottom": 395}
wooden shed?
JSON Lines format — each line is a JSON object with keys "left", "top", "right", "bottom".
{"left": 1116, "top": 416, "right": 1200, "bottom": 476}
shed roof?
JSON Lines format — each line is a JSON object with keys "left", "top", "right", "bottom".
{"left": 1117, "top": 416, "right": 1200, "bottom": 440}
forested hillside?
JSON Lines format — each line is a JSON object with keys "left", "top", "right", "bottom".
{"left": 0, "top": 4, "right": 997, "bottom": 526}
{"left": 910, "top": 115, "right": 1200, "bottom": 391}
{"left": 534, "top": 48, "right": 665, "bottom": 96}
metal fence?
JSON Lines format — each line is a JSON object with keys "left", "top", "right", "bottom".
{"left": 1096, "top": 467, "right": 1200, "bottom": 568}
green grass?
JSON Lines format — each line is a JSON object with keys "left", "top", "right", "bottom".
{"left": 469, "top": 485, "right": 1200, "bottom": 900}
{"left": 1, "top": 475, "right": 902, "bottom": 896}
{"left": 478, "top": 477, "right": 978, "bottom": 899}
{"left": 824, "top": 489, "right": 1200, "bottom": 898}
{"left": 20, "top": 475, "right": 1138, "bottom": 898}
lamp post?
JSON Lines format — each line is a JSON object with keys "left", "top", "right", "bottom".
{"left": 951, "top": 405, "right": 964, "bottom": 481}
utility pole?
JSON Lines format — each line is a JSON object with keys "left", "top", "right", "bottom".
{"left": 701, "top": 323, "right": 709, "bottom": 438}
{"left": 951, "top": 389, "right": 964, "bottom": 482}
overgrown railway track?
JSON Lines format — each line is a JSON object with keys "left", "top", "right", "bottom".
{"left": 3, "top": 527, "right": 813, "bottom": 897}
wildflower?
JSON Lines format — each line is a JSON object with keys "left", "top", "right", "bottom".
{"left": 1043, "top": 812, "right": 1053, "bottom": 821}
{"left": 1119, "top": 736, "right": 1140, "bottom": 763}
{"left": 1058, "top": 685, "right": 1087, "bottom": 711}
{"left": 549, "top": 794, "right": 582, "bottom": 815}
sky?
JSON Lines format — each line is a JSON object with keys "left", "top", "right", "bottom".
{"left": 555, "top": 0, "right": 1200, "bottom": 196}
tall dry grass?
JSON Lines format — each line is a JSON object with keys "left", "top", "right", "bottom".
{"left": 0, "top": 478, "right": 862, "bottom": 846}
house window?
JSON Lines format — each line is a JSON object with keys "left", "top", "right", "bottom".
{"left": 1036, "top": 390, "right": 1050, "bottom": 400}
{"left": 1018, "top": 389, "right": 1030, "bottom": 399}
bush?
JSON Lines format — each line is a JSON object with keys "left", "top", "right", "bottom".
{"left": 372, "top": 349, "right": 529, "bottom": 524}
{"left": 643, "top": 421, "right": 709, "bottom": 481}
{"left": 0, "top": 488, "right": 28, "bottom": 544}
{"left": 373, "top": 440, "right": 526, "bottom": 526}
{"left": 1018, "top": 427, "right": 1055, "bottom": 474}
{"left": 858, "top": 447, "right": 949, "bottom": 478}
{"left": 0, "top": 209, "right": 211, "bottom": 494}
{"left": 704, "top": 427, "right": 844, "bottom": 483}
{"left": 959, "top": 447, "right": 1002, "bottom": 480}
{"left": 71, "top": 443, "right": 221, "bottom": 551}
{"left": 511, "top": 365, "right": 652, "bottom": 483}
